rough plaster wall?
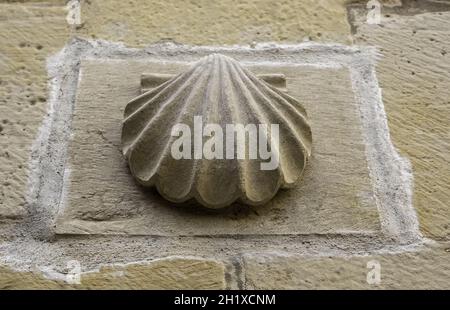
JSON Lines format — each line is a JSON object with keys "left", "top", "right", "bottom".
{"left": 0, "top": 0, "right": 449, "bottom": 289}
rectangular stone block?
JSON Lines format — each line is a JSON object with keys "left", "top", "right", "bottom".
{"left": 352, "top": 10, "right": 450, "bottom": 239}
{"left": 243, "top": 244, "right": 450, "bottom": 289}
{"left": 0, "top": 3, "right": 69, "bottom": 219}
{"left": 55, "top": 59, "right": 381, "bottom": 236}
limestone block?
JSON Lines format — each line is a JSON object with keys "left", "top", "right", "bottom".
{"left": 55, "top": 58, "right": 380, "bottom": 236}
{"left": 353, "top": 11, "right": 450, "bottom": 239}
{"left": 0, "top": 266, "right": 67, "bottom": 289}
{"left": 80, "top": 258, "right": 226, "bottom": 289}
{"left": 243, "top": 243, "right": 450, "bottom": 289}
{"left": 0, "top": 257, "right": 226, "bottom": 289}
{"left": 77, "top": 0, "right": 352, "bottom": 46}
{"left": 0, "top": 3, "right": 69, "bottom": 218}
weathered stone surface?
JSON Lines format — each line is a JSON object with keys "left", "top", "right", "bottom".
{"left": 56, "top": 58, "right": 380, "bottom": 236}
{"left": 0, "top": 0, "right": 448, "bottom": 290}
{"left": 353, "top": 11, "right": 450, "bottom": 240}
{"left": 122, "top": 54, "right": 312, "bottom": 209}
{"left": 0, "top": 3, "right": 69, "bottom": 218}
{"left": 77, "top": 0, "right": 352, "bottom": 46}
{"left": 0, "top": 0, "right": 352, "bottom": 220}
{"left": 0, "top": 257, "right": 226, "bottom": 289}
{"left": 243, "top": 243, "right": 450, "bottom": 289}
{"left": 0, "top": 266, "right": 66, "bottom": 289}
{"left": 81, "top": 257, "right": 226, "bottom": 289}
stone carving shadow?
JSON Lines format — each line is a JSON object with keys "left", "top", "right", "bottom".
{"left": 133, "top": 167, "right": 297, "bottom": 220}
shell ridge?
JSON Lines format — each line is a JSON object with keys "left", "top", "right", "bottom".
{"left": 227, "top": 60, "right": 284, "bottom": 203}
{"left": 123, "top": 65, "right": 207, "bottom": 158}
{"left": 191, "top": 54, "right": 241, "bottom": 207}
{"left": 153, "top": 56, "right": 220, "bottom": 200}
{"left": 261, "top": 79, "right": 308, "bottom": 116}
{"left": 219, "top": 55, "right": 252, "bottom": 205}
{"left": 123, "top": 64, "right": 204, "bottom": 128}
{"left": 240, "top": 65, "right": 311, "bottom": 135}
{"left": 252, "top": 79, "right": 312, "bottom": 156}
{"left": 248, "top": 70, "right": 312, "bottom": 156}
{"left": 122, "top": 71, "right": 202, "bottom": 157}
{"left": 129, "top": 63, "right": 213, "bottom": 183}
{"left": 233, "top": 63, "right": 310, "bottom": 185}
{"left": 238, "top": 64, "right": 312, "bottom": 158}
{"left": 124, "top": 72, "right": 187, "bottom": 118}
{"left": 217, "top": 54, "right": 252, "bottom": 206}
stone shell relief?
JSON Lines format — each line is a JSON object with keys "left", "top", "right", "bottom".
{"left": 121, "top": 54, "right": 312, "bottom": 209}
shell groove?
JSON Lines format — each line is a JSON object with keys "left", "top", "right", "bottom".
{"left": 122, "top": 54, "right": 312, "bottom": 209}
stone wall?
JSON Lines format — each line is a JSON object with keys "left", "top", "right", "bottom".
{"left": 0, "top": 0, "right": 449, "bottom": 289}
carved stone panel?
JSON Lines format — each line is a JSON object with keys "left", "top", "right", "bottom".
{"left": 55, "top": 57, "right": 381, "bottom": 236}
{"left": 122, "top": 54, "right": 312, "bottom": 209}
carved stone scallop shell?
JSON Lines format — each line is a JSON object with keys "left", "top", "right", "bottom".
{"left": 121, "top": 54, "right": 312, "bottom": 209}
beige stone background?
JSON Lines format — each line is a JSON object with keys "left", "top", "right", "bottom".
{"left": 0, "top": 0, "right": 449, "bottom": 288}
